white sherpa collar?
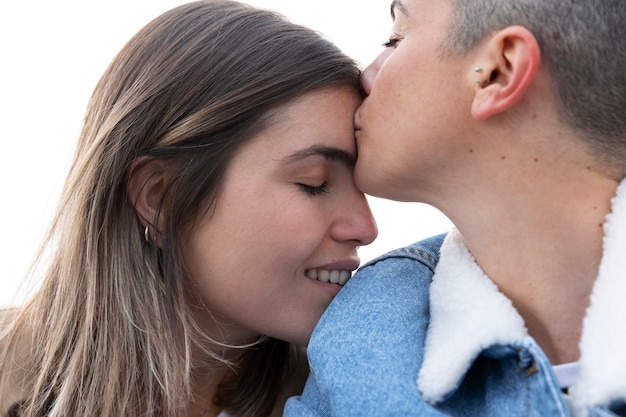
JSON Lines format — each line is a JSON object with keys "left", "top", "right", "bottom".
{"left": 416, "top": 227, "right": 527, "bottom": 404}
{"left": 418, "top": 178, "right": 626, "bottom": 412}
{"left": 571, "top": 178, "right": 626, "bottom": 414}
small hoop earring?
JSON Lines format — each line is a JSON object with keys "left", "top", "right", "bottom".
{"left": 144, "top": 225, "right": 151, "bottom": 243}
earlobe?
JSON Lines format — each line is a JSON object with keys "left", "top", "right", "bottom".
{"left": 471, "top": 25, "right": 540, "bottom": 121}
{"left": 127, "top": 156, "right": 171, "bottom": 243}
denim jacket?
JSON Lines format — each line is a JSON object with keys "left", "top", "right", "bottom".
{"left": 284, "top": 180, "right": 626, "bottom": 417}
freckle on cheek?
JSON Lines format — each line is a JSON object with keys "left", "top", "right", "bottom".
{"left": 501, "top": 156, "right": 506, "bottom": 160}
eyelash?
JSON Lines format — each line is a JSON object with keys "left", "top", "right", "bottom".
{"left": 383, "top": 37, "right": 400, "bottom": 48}
{"left": 298, "top": 182, "right": 330, "bottom": 196}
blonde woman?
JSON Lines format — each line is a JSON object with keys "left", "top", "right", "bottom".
{"left": 0, "top": 1, "right": 377, "bottom": 416}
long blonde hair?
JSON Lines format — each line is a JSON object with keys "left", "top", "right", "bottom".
{"left": 0, "top": 1, "right": 360, "bottom": 416}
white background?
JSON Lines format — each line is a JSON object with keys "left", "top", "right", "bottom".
{"left": 0, "top": 0, "right": 451, "bottom": 306}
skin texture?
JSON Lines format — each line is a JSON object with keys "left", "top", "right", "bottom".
{"left": 184, "top": 87, "right": 378, "bottom": 347}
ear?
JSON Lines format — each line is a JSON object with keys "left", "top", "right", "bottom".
{"left": 471, "top": 25, "right": 540, "bottom": 120}
{"left": 127, "top": 156, "right": 171, "bottom": 243}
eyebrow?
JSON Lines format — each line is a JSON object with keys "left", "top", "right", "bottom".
{"left": 280, "top": 145, "right": 356, "bottom": 167}
{"left": 390, "top": 0, "right": 409, "bottom": 19}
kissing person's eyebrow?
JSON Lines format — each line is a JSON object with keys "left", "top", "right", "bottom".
{"left": 390, "top": 0, "right": 409, "bottom": 20}
{"left": 280, "top": 145, "right": 356, "bottom": 167}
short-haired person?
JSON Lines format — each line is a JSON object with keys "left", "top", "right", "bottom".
{"left": 0, "top": 1, "right": 378, "bottom": 416}
{"left": 285, "top": 0, "right": 626, "bottom": 416}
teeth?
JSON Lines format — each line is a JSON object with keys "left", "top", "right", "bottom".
{"left": 306, "top": 269, "right": 352, "bottom": 286}
{"left": 319, "top": 270, "right": 330, "bottom": 283}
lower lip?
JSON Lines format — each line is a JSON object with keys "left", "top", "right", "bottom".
{"left": 310, "top": 278, "right": 344, "bottom": 297}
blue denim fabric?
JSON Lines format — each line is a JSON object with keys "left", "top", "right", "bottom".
{"left": 284, "top": 234, "right": 624, "bottom": 417}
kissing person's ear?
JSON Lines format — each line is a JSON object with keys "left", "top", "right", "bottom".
{"left": 127, "top": 156, "right": 172, "bottom": 247}
{"left": 471, "top": 25, "right": 541, "bottom": 120}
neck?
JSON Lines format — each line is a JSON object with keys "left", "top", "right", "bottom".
{"left": 437, "top": 136, "right": 619, "bottom": 364}
{"left": 187, "top": 365, "right": 234, "bottom": 417}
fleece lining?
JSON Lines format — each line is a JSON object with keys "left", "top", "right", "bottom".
{"left": 416, "top": 227, "right": 527, "bottom": 404}
{"left": 571, "top": 179, "right": 626, "bottom": 414}
{"left": 418, "top": 179, "right": 626, "bottom": 415}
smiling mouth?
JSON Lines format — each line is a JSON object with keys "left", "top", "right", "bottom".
{"left": 305, "top": 269, "right": 352, "bottom": 286}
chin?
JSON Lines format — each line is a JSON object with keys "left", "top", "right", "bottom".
{"left": 280, "top": 331, "right": 313, "bottom": 347}
{"left": 270, "top": 319, "right": 318, "bottom": 347}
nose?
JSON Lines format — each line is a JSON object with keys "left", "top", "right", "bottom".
{"left": 330, "top": 192, "right": 378, "bottom": 247}
{"left": 360, "top": 48, "right": 392, "bottom": 96}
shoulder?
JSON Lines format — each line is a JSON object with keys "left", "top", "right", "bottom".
{"left": 360, "top": 233, "right": 445, "bottom": 277}
{"left": 300, "top": 234, "right": 447, "bottom": 415}
{"left": 315, "top": 232, "right": 446, "bottom": 330}
{"left": 338, "top": 232, "right": 445, "bottom": 305}
{"left": 309, "top": 233, "right": 446, "bottom": 361}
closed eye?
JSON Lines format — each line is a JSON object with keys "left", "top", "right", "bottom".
{"left": 298, "top": 182, "right": 329, "bottom": 196}
{"left": 382, "top": 37, "right": 400, "bottom": 48}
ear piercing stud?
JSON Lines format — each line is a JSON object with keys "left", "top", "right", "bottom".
{"left": 474, "top": 66, "right": 489, "bottom": 86}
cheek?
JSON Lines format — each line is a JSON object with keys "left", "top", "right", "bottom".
{"left": 365, "top": 77, "right": 416, "bottom": 140}
{"left": 376, "top": 51, "right": 412, "bottom": 94}
{"left": 186, "top": 193, "right": 327, "bottom": 293}
{"left": 183, "top": 202, "right": 331, "bottom": 344}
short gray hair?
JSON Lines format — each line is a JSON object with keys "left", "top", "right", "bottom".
{"left": 444, "top": 0, "right": 626, "bottom": 168}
